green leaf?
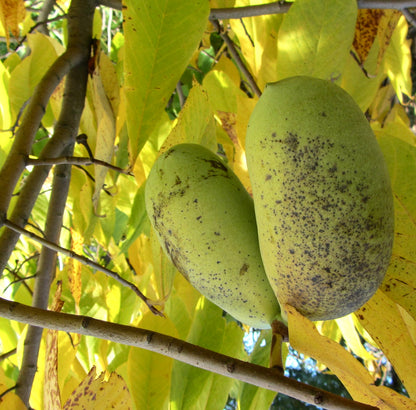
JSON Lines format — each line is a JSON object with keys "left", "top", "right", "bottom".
{"left": 276, "top": 0, "right": 357, "bottom": 81}
{"left": 123, "top": 0, "right": 209, "bottom": 163}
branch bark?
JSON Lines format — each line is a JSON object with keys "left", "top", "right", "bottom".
{"left": 4, "top": 0, "right": 96, "bottom": 405}
{"left": 26, "top": 156, "right": 133, "bottom": 175}
{"left": 0, "top": 0, "right": 95, "bottom": 277}
{"left": 96, "top": 0, "right": 416, "bottom": 15}
{"left": 0, "top": 298, "right": 379, "bottom": 410}
{"left": 211, "top": 19, "right": 262, "bottom": 97}
{"left": 15, "top": 145, "right": 74, "bottom": 405}
{"left": 209, "top": 1, "right": 416, "bottom": 20}
{"left": 0, "top": 47, "right": 86, "bottom": 224}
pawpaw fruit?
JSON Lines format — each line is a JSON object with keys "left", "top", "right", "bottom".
{"left": 245, "top": 76, "right": 394, "bottom": 321}
{"left": 145, "top": 143, "right": 281, "bottom": 328}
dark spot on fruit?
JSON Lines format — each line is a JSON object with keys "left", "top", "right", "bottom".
{"left": 284, "top": 132, "right": 299, "bottom": 151}
{"left": 239, "top": 263, "right": 249, "bottom": 275}
{"left": 174, "top": 176, "right": 181, "bottom": 185}
{"left": 203, "top": 158, "right": 227, "bottom": 173}
{"left": 328, "top": 164, "right": 337, "bottom": 173}
{"left": 265, "top": 174, "right": 272, "bottom": 181}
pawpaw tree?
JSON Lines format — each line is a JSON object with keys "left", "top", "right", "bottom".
{"left": 0, "top": 0, "right": 415, "bottom": 409}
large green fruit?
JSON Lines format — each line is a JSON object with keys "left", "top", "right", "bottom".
{"left": 145, "top": 143, "right": 281, "bottom": 328}
{"left": 246, "top": 76, "right": 394, "bottom": 321}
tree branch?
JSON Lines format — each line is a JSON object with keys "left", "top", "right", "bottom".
{"left": 15, "top": 145, "right": 74, "bottom": 405}
{"left": 211, "top": 19, "right": 262, "bottom": 97}
{"left": 26, "top": 156, "right": 133, "bottom": 175}
{"left": 3, "top": 218, "right": 163, "bottom": 317}
{"left": 0, "top": 46, "right": 87, "bottom": 222}
{"left": 96, "top": 0, "right": 416, "bottom": 16}
{"left": 0, "top": 0, "right": 95, "bottom": 277}
{"left": 37, "top": 0, "right": 58, "bottom": 35}
{"left": 210, "top": 1, "right": 416, "bottom": 20}
{"left": 0, "top": 298, "right": 379, "bottom": 410}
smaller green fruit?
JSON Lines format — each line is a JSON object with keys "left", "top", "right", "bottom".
{"left": 145, "top": 143, "right": 281, "bottom": 328}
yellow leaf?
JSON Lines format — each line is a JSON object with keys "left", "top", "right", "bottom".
{"left": 123, "top": 0, "right": 209, "bottom": 162}
{"left": 58, "top": 331, "right": 81, "bottom": 404}
{"left": 0, "top": 0, "right": 25, "bottom": 46}
{"left": 352, "top": 9, "right": 400, "bottom": 67}
{"left": 128, "top": 313, "right": 178, "bottom": 410}
{"left": 99, "top": 52, "right": 120, "bottom": 120}
{"left": 335, "top": 315, "right": 375, "bottom": 364}
{"left": 0, "top": 61, "right": 12, "bottom": 162}
{"left": 160, "top": 81, "right": 217, "bottom": 154}
{"left": 356, "top": 290, "right": 416, "bottom": 399}
{"left": 44, "top": 282, "right": 64, "bottom": 410}
{"left": 377, "top": 135, "right": 416, "bottom": 319}
{"left": 0, "top": 384, "right": 26, "bottom": 410}
{"left": 44, "top": 330, "right": 61, "bottom": 410}
{"left": 229, "top": 0, "right": 282, "bottom": 89}
{"left": 376, "top": 10, "right": 402, "bottom": 66}
{"left": 285, "top": 304, "right": 414, "bottom": 409}
{"left": 383, "top": 16, "right": 412, "bottom": 103}
{"left": 68, "top": 229, "right": 83, "bottom": 312}
{"left": 63, "top": 367, "right": 133, "bottom": 409}
{"left": 398, "top": 305, "right": 416, "bottom": 345}
{"left": 91, "top": 63, "right": 116, "bottom": 212}
{"left": 203, "top": 69, "right": 253, "bottom": 192}
{"left": 276, "top": 0, "right": 357, "bottom": 81}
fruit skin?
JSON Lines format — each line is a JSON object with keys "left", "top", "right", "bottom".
{"left": 245, "top": 76, "right": 394, "bottom": 321}
{"left": 145, "top": 143, "right": 281, "bottom": 328}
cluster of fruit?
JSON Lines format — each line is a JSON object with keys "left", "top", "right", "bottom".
{"left": 145, "top": 76, "right": 394, "bottom": 329}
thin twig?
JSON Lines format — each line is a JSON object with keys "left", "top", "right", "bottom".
{"left": 26, "top": 156, "right": 133, "bottom": 175}
{"left": 402, "top": 8, "right": 416, "bottom": 28}
{"left": 98, "top": 0, "right": 416, "bottom": 15}
{"left": 210, "top": 1, "right": 416, "bottom": 20}
{"left": 14, "top": 14, "right": 67, "bottom": 52}
{"left": 0, "top": 348, "right": 17, "bottom": 362}
{"left": 211, "top": 19, "right": 262, "bottom": 97}
{"left": 176, "top": 81, "right": 186, "bottom": 108}
{"left": 0, "top": 298, "right": 380, "bottom": 410}
{"left": 210, "top": 1, "right": 291, "bottom": 20}
{"left": 37, "top": 0, "right": 58, "bottom": 35}
{"left": 3, "top": 219, "right": 163, "bottom": 317}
